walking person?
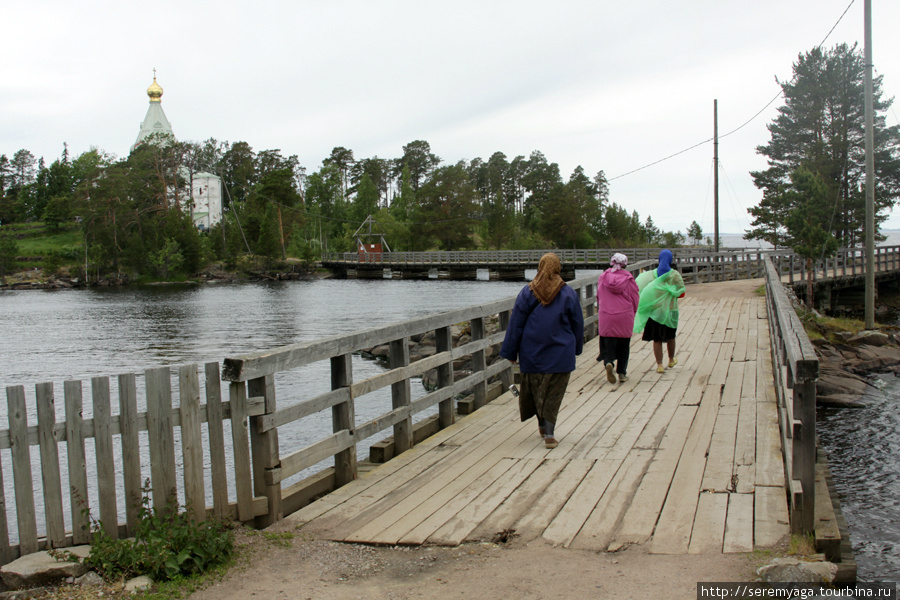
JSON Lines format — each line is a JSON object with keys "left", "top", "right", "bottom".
{"left": 596, "top": 252, "right": 640, "bottom": 384}
{"left": 634, "top": 249, "right": 686, "bottom": 374}
{"left": 500, "top": 253, "right": 584, "bottom": 449}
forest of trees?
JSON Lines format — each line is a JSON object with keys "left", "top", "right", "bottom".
{"left": 0, "top": 137, "right": 686, "bottom": 281}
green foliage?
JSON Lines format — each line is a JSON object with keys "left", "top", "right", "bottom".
{"left": 79, "top": 482, "right": 234, "bottom": 583}
{"left": 687, "top": 220, "right": 703, "bottom": 245}
{"left": 0, "top": 232, "right": 18, "bottom": 277}
{"left": 149, "top": 238, "right": 185, "bottom": 279}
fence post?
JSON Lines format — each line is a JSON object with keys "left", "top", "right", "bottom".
{"left": 436, "top": 326, "right": 456, "bottom": 429}
{"left": 6, "top": 385, "right": 38, "bottom": 555}
{"left": 64, "top": 380, "right": 90, "bottom": 545}
{"left": 331, "top": 354, "right": 357, "bottom": 487}
{"left": 791, "top": 377, "right": 817, "bottom": 534}
{"left": 179, "top": 365, "right": 206, "bottom": 524}
{"left": 145, "top": 368, "right": 177, "bottom": 517}
{"left": 91, "top": 376, "right": 118, "bottom": 538}
{"left": 471, "top": 317, "right": 487, "bottom": 410}
{"left": 389, "top": 338, "right": 413, "bottom": 454}
{"left": 584, "top": 282, "right": 598, "bottom": 340}
{"left": 35, "top": 382, "right": 65, "bottom": 548}
{"left": 249, "top": 375, "right": 282, "bottom": 527}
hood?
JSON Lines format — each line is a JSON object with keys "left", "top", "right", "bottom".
{"left": 600, "top": 268, "right": 633, "bottom": 295}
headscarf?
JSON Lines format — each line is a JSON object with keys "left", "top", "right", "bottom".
{"left": 609, "top": 252, "right": 628, "bottom": 272}
{"left": 657, "top": 249, "right": 673, "bottom": 277}
{"left": 529, "top": 252, "right": 566, "bottom": 305}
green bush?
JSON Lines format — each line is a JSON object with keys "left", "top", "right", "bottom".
{"left": 78, "top": 482, "right": 234, "bottom": 583}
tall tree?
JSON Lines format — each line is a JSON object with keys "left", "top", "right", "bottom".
{"left": 398, "top": 140, "right": 440, "bottom": 191}
{"left": 414, "top": 164, "right": 478, "bottom": 250}
{"left": 748, "top": 43, "right": 900, "bottom": 247}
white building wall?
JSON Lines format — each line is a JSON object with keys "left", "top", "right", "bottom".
{"left": 189, "top": 173, "right": 223, "bottom": 230}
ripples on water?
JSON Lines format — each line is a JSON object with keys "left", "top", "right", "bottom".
{"left": 817, "top": 377, "right": 900, "bottom": 581}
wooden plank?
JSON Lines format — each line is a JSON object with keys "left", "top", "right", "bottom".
{"left": 468, "top": 458, "right": 569, "bottom": 540}
{"left": 541, "top": 458, "right": 622, "bottom": 547}
{"left": 0, "top": 456, "right": 10, "bottom": 564}
{"left": 724, "top": 493, "right": 754, "bottom": 553}
{"left": 608, "top": 405, "right": 697, "bottom": 550}
{"left": 649, "top": 388, "right": 719, "bottom": 554}
{"left": 512, "top": 458, "right": 593, "bottom": 542}
{"left": 345, "top": 413, "right": 534, "bottom": 544}
{"left": 280, "top": 431, "right": 354, "bottom": 479}
{"left": 92, "top": 376, "right": 118, "bottom": 538}
{"left": 755, "top": 485, "right": 790, "bottom": 548}
{"left": 145, "top": 367, "right": 177, "bottom": 514}
{"left": 430, "top": 458, "right": 544, "bottom": 545}
{"left": 397, "top": 458, "right": 517, "bottom": 545}
{"left": 117, "top": 374, "right": 142, "bottom": 535}
{"left": 229, "top": 381, "right": 254, "bottom": 522}
{"left": 64, "top": 380, "right": 90, "bottom": 545}
{"left": 204, "top": 363, "right": 229, "bottom": 518}
{"left": 756, "top": 394, "right": 784, "bottom": 488}
{"left": 688, "top": 492, "right": 728, "bottom": 553}
{"left": 6, "top": 385, "right": 38, "bottom": 555}
{"left": 700, "top": 404, "right": 738, "bottom": 493}
{"left": 35, "top": 383, "right": 65, "bottom": 548}
{"left": 179, "top": 365, "right": 205, "bottom": 523}
{"left": 570, "top": 449, "right": 654, "bottom": 550}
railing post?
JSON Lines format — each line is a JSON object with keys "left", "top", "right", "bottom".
{"left": 585, "top": 281, "right": 598, "bottom": 340}
{"left": 331, "top": 354, "right": 357, "bottom": 486}
{"left": 390, "top": 338, "right": 414, "bottom": 453}
{"left": 471, "top": 317, "right": 487, "bottom": 410}
{"left": 436, "top": 326, "right": 455, "bottom": 429}
{"left": 249, "top": 374, "right": 282, "bottom": 527}
{"left": 791, "top": 377, "right": 817, "bottom": 534}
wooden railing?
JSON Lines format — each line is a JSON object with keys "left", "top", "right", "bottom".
{"left": 1, "top": 364, "right": 268, "bottom": 565}
{"left": 770, "top": 245, "right": 900, "bottom": 285}
{"left": 763, "top": 256, "right": 819, "bottom": 533}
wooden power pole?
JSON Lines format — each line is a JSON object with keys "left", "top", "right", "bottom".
{"left": 714, "top": 99, "right": 720, "bottom": 253}
{"left": 864, "top": 0, "right": 875, "bottom": 328}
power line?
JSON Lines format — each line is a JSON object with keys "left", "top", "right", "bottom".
{"left": 608, "top": 0, "right": 857, "bottom": 182}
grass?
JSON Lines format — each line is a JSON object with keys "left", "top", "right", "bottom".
{"left": 15, "top": 227, "right": 82, "bottom": 256}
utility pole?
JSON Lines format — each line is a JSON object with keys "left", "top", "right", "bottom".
{"left": 864, "top": 0, "right": 875, "bottom": 328}
{"left": 714, "top": 99, "right": 720, "bottom": 253}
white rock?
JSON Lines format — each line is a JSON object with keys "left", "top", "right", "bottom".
{"left": 124, "top": 575, "right": 153, "bottom": 592}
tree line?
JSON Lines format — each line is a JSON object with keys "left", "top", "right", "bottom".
{"left": 0, "top": 137, "right": 687, "bottom": 281}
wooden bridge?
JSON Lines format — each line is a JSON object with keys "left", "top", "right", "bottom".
{"left": 0, "top": 250, "right": 878, "bottom": 577}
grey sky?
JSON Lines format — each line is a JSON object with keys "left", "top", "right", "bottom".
{"left": 3, "top": 0, "right": 899, "bottom": 235}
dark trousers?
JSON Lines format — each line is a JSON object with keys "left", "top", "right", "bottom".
{"left": 598, "top": 336, "right": 631, "bottom": 375}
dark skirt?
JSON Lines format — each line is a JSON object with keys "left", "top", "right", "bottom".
{"left": 642, "top": 317, "right": 677, "bottom": 342}
{"left": 519, "top": 372, "right": 571, "bottom": 424}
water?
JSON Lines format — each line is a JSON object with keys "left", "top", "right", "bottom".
{"left": 817, "top": 378, "right": 900, "bottom": 581}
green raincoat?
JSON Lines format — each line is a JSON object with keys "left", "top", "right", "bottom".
{"left": 633, "top": 268, "right": 686, "bottom": 333}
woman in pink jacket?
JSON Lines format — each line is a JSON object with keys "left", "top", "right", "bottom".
{"left": 596, "top": 253, "right": 640, "bottom": 384}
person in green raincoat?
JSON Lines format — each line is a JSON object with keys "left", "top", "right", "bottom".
{"left": 634, "top": 249, "right": 686, "bottom": 374}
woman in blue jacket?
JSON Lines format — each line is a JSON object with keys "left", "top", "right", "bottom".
{"left": 500, "top": 253, "right": 584, "bottom": 449}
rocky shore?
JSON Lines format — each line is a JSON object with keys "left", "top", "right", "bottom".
{"left": 812, "top": 328, "right": 900, "bottom": 408}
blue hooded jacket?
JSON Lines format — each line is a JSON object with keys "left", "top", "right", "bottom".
{"left": 500, "top": 284, "right": 584, "bottom": 373}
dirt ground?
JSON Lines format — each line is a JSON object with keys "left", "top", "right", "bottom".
{"left": 187, "top": 523, "right": 764, "bottom": 600}
{"left": 185, "top": 277, "right": 769, "bottom": 600}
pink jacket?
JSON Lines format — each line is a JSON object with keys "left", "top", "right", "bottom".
{"left": 596, "top": 268, "right": 640, "bottom": 338}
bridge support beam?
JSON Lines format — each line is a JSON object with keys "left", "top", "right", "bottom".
{"left": 448, "top": 269, "right": 478, "bottom": 280}
{"left": 496, "top": 270, "right": 526, "bottom": 281}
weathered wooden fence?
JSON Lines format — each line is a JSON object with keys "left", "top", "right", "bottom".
{"left": 763, "top": 256, "right": 819, "bottom": 533}
{"left": 1, "top": 363, "right": 268, "bottom": 565}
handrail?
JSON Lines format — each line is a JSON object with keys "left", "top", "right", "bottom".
{"left": 763, "top": 256, "right": 819, "bottom": 533}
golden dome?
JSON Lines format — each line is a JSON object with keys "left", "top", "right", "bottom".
{"left": 147, "top": 74, "right": 163, "bottom": 103}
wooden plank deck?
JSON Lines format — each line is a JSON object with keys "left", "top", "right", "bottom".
{"left": 289, "top": 279, "right": 791, "bottom": 553}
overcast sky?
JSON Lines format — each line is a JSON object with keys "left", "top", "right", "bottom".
{"left": 3, "top": 0, "right": 899, "bottom": 237}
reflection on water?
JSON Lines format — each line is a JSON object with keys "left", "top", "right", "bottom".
{"left": 817, "top": 377, "right": 900, "bottom": 581}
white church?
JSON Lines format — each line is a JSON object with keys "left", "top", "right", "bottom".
{"left": 133, "top": 73, "right": 223, "bottom": 231}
